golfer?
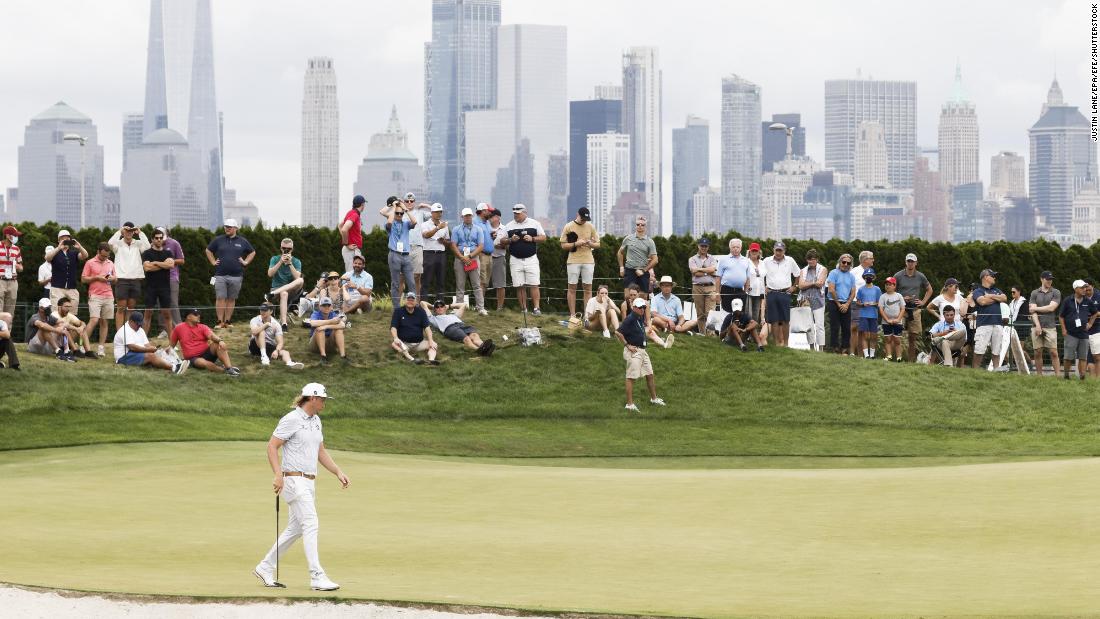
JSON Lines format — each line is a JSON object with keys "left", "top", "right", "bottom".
{"left": 254, "top": 383, "right": 348, "bottom": 591}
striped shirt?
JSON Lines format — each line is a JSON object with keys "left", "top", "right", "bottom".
{"left": 0, "top": 243, "right": 22, "bottom": 279}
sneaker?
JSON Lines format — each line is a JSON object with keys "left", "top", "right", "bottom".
{"left": 97, "top": 345, "right": 105, "bottom": 357}
{"left": 84, "top": 350, "right": 99, "bottom": 359}
{"left": 287, "top": 361, "right": 305, "bottom": 370}
{"left": 428, "top": 359, "right": 441, "bottom": 366}
{"left": 260, "top": 356, "right": 271, "bottom": 366}
{"left": 57, "top": 351, "right": 73, "bottom": 363}
{"left": 215, "top": 322, "right": 225, "bottom": 330}
{"left": 757, "top": 345, "right": 765, "bottom": 352}
{"left": 884, "top": 355, "right": 893, "bottom": 362}
{"left": 664, "top": 334, "right": 675, "bottom": 349}
{"left": 281, "top": 323, "right": 289, "bottom": 333}
{"left": 532, "top": 308, "right": 542, "bottom": 317}
{"left": 602, "top": 329, "right": 610, "bottom": 338}
{"left": 478, "top": 308, "right": 489, "bottom": 316}
{"left": 157, "top": 330, "right": 168, "bottom": 339}
{"left": 624, "top": 403, "right": 640, "bottom": 412}
{"left": 253, "top": 564, "right": 281, "bottom": 588}
{"left": 485, "top": 340, "right": 496, "bottom": 356}
{"left": 341, "top": 356, "right": 351, "bottom": 366}
{"left": 740, "top": 344, "right": 748, "bottom": 352}
{"left": 319, "top": 356, "right": 329, "bottom": 366}
{"left": 311, "top": 576, "right": 340, "bottom": 591}
{"left": 225, "top": 367, "right": 241, "bottom": 377}
{"left": 650, "top": 398, "right": 666, "bottom": 406}
{"left": 413, "top": 359, "right": 425, "bottom": 365}
{"left": 172, "top": 360, "right": 190, "bottom": 375}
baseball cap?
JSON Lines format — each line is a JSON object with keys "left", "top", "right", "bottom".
{"left": 980, "top": 268, "right": 998, "bottom": 279}
{"left": 773, "top": 241, "right": 786, "bottom": 250}
{"left": 2, "top": 225, "right": 21, "bottom": 236}
{"left": 476, "top": 202, "right": 489, "bottom": 212}
{"left": 578, "top": 207, "right": 591, "bottom": 222}
{"left": 489, "top": 208, "right": 503, "bottom": 217}
{"left": 731, "top": 298, "right": 744, "bottom": 312}
{"left": 405, "top": 292, "right": 418, "bottom": 300}
{"left": 748, "top": 242, "right": 761, "bottom": 252}
{"left": 154, "top": 226, "right": 167, "bottom": 235}
{"left": 319, "top": 297, "right": 333, "bottom": 306}
{"left": 122, "top": 221, "right": 136, "bottom": 229}
{"left": 185, "top": 308, "right": 201, "bottom": 316}
{"left": 129, "top": 311, "right": 144, "bottom": 325}
{"left": 403, "top": 192, "right": 416, "bottom": 201}
{"left": 430, "top": 203, "right": 444, "bottom": 212}
{"left": 44, "top": 245, "right": 55, "bottom": 257}
{"left": 301, "top": 382, "right": 332, "bottom": 399}
{"left": 223, "top": 218, "right": 239, "bottom": 228}
{"left": 259, "top": 303, "right": 273, "bottom": 312}
{"left": 1073, "top": 279, "right": 1087, "bottom": 289}
{"left": 352, "top": 195, "right": 366, "bottom": 206}
{"left": 905, "top": 252, "right": 918, "bottom": 262}
{"left": 433, "top": 299, "right": 448, "bottom": 308}
{"left": 1040, "top": 270, "right": 1054, "bottom": 280}
{"left": 696, "top": 237, "right": 710, "bottom": 246}
{"left": 632, "top": 298, "right": 647, "bottom": 308}
{"left": 461, "top": 207, "right": 474, "bottom": 217}
{"left": 38, "top": 298, "right": 51, "bottom": 308}
{"left": 863, "top": 268, "right": 876, "bottom": 279}
{"left": 944, "top": 277, "right": 959, "bottom": 286}
{"left": 57, "top": 229, "right": 72, "bottom": 239}
{"left": 885, "top": 276, "right": 897, "bottom": 285}
{"left": 326, "top": 271, "right": 340, "bottom": 279}
{"left": 512, "top": 203, "right": 527, "bottom": 212}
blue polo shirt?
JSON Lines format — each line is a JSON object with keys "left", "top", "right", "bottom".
{"left": 475, "top": 218, "right": 494, "bottom": 255}
{"left": 386, "top": 217, "right": 413, "bottom": 253}
{"left": 826, "top": 268, "right": 858, "bottom": 302}
{"left": 716, "top": 255, "right": 751, "bottom": 289}
{"left": 651, "top": 293, "right": 683, "bottom": 320}
{"left": 452, "top": 223, "right": 484, "bottom": 256}
{"left": 309, "top": 309, "right": 341, "bottom": 337}
{"left": 391, "top": 305, "right": 430, "bottom": 343}
{"left": 972, "top": 286, "right": 1004, "bottom": 327}
{"left": 1091, "top": 293, "right": 1100, "bottom": 335}
{"left": 344, "top": 270, "right": 373, "bottom": 291}
{"left": 618, "top": 311, "right": 647, "bottom": 347}
{"left": 856, "top": 285, "right": 882, "bottom": 319}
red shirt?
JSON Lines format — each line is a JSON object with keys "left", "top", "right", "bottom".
{"left": 342, "top": 209, "right": 362, "bottom": 248}
{"left": 171, "top": 321, "right": 213, "bottom": 359}
{"left": 0, "top": 242, "right": 22, "bottom": 279}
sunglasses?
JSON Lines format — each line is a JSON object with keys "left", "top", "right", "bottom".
{"left": 840, "top": 261, "right": 851, "bottom": 265}
{"left": 153, "top": 236, "right": 164, "bottom": 240}
{"left": 404, "top": 199, "right": 415, "bottom": 203}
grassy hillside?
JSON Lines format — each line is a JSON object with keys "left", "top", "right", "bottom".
{"left": 3, "top": 308, "right": 1097, "bottom": 458}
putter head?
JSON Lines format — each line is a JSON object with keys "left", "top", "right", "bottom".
{"left": 272, "top": 581, "right": 287, "bottom": 588}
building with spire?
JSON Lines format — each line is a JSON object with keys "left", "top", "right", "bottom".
{"left": 937, "top": 63, "right": 979, "bottom": 191}
{"left": 1029, "top": 76, "right": 1098, "bottom": 236}
{"left": 353, "top": 106, "right": 426, "bottom": 230}
{"left": 17, "top": 102, "right": 105, "bottom": 227}
{"left": 301, "top": 57, "right": 340, "bottom": 228}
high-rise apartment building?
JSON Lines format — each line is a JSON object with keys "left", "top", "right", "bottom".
{"left": 989, "top": 151, "right": 1026, "bottom": 200}
{"left": 824, "top": 78, "right": 917, "bottom": 190}
{"left": 721, "top": 75, "right": 761, "bottom": 236}
{"left": 690, "top": 186, "right": 721, "bottom": 238}
{"left": 16, "top": 102, "right": 105, "bottom": 227}
{"left": 622, "top": 47, "right": 663, "bottom": 234}
{"left": 1029, "top": 77, "right": 1097, "bottom": 235}
{"left": 301, "top": 57, "right": 340, "bottom": 228}
{"left": 353, "top": 107, "right": 426, "bottom": 230}
{"left": 122, "top": 112, "right": 144, "bottom": 170}
{"left": 913, "top": 155, "right": 948, "bottom": 242}
{"left": 760, "top": 156, "right": 819, "bottom": 240}
{"left": 586, "top": 132, "right": 631, "bottom": 234}
{"left": 568, "top": 87, "right": 622, "bottom": 222}
{"left": 937, "top": 63, "right": 979, "bottom": 191}
{"left": 121, "top": 128, "right": 206, "bottom": 226}
{"left": 671, "top": 116, "right": 709, "bottom": 236}
{"left": 762, "top": 113, "right": 805, "bottom": 172}
{"left": 853, "top": 121, "right": 889, "bottom": 189}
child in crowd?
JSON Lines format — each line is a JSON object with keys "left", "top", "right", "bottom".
{"left": 879, "top": 276, "right": 905, "bottom": 362}
{"left": 854, "top": 268, "right": 882, "bottom": 359}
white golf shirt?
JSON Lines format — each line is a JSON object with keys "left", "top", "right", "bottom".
{"left": 113, "top": 322, "right": 149, "bottom": 361}
{"left": 107, "top": 230, "right": 150, "bottom": 279}
{"left": 273, "top": 407, "right": 323, "bottom": 475}
{"left": 761, "top": 255, "right": 800, "bottom": 291}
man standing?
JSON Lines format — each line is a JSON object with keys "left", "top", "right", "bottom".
{"left": 142, "top": 229, "right": 176, "bottom": 337}
{"left": 499, "top": 204, "right": 546, "bottom": 315}
{"left": 205, "top": 219, "right": 255, "bottom": 329}
{"left": 170, "top": 307, "right": 240, "bottom": 376}
{"left": 892, "top": 252, "right": 933, "bottom": 361}
{"left": 0, "top": 226, "right": 23, "bottom": 316}
{"left": 1028, "top": 271, "right": 1062, "bottom": 376}
{"left": 81, "top": 242, "right": 115, "bottom": 357}
{"left": 971, "top": 269, "right": 1008, "bottom": 370}
{"left": 338, "top": 195, "right": 366, "bottom": 273}
{"left": 689, "top": 238, "right": 718, "bottom": 332}
{"left": 1085, "top": 280, "right": 1100, "bottom": 377}
{"left": 849, "top": 250, "right": 875, "bottom": 355}
{"left": 108, "top": 222, "right": 150, "bottom": 331}
{"left": 419, "top": 203, "right": 450, "bottom": 302}
{"left": 158, "top": 227, "right": 186, "bottom": 327}
{"left": 253, "top": 383, "right": 348, "bottom": 592}
{"left": 390, "top": 292, "right": 438, "bottom": 364}
{"left": 451, "top": 207, "right": 487, "bottom": 314}
{"left": 267, "top": 238, "right": 305, "bottom": 332}
{"left": 46, "top": 229, "right": 88, "bottom": 308}
{"left": 615, "top": 297, "right": 666, "bottom": 412}
{"left": 475, "top": 203, "right": 497, "bottom": 310}
{"left": 113, "top": 311, "right": 187, "bottom": 374}
{"left": 761, "top": 241, "right": 800, "bottom": 347}
{"left": 617, "top": 216, "right": 658, "bottom": 298}
{"left": 382, "top": 196, "right": 417, "bottom": 309}
{"left": 560, "top": 207, "right": 600, "bottom": 317}
{"left": 825, "top": 253, "right": 857, "bottom": 355}
{"left": 929, "top": 304, "right": 966, "bottom": 367}
{"left": 37, "top": 245, "right": 53, "bottom": 300}
{"left": 715, "top": 238, "right": 750, "bottom": 317}
{"left": 408, "top": 201, "right": 430, "bottom": 299}
{"left": 798, "top": 249, "right": 828, "bottom": 351}
{"left": 1058, "top": 279, "right": 1095, "bottom": 380}
{"left": 250, "top": 303, "right": 305, "bottom": 369}
{"left": 488, "top": 208, "right": 508, "bottom": 310}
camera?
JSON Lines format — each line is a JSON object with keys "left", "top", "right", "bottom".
{"left": 281, "top": 247, "right": 292, "bottom": 255}
{"left": 63, "top": 239, "right": 76, "bottom": 247}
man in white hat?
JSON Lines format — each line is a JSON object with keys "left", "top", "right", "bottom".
{"left": 419, "top": 203, "right": 450, "bottom": 302}
{"left": 45, "top": 229, "right": 88, "bottom": 309}
{"left": 254, "top": 383, "right": 348, "bottom": 591}
{"left": 204, "top": 219, "right": 256, "bottom": 329}
{"left": 615, "top": 297, "right": 666, "bottom": 412}
{"left": 650, "top": 275, "right": 695, "bottom": 339}
{"left": 1058, "top": 279, "right": 1096, "bottom": 380}
{"left": 499, "top": 204, "right": 546, "bottom": 315}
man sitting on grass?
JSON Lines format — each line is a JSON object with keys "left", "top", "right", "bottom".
{"left": 0, "top": 311, "right": 20, "bottom": 370}
{"left": 723, "top": 298, "right": 764, "bottom": 352}
{"left": 305, "top": 297, "right": 348, "bottom": 366}
{"left": 25, "top": 298, "right": 73, "bottom": 361}
{"left": 390, "top": 292, "right": 438, "bottom": 365}
{"left": 650, "top": 276, "right": 696, "bottom": 338}
{"left": 113, "top": 311, "right": 187, "bottom": 374}
{"left": 342, "top": 255, "right": 374, "bottom": 314}
{"left": 422, "top": 299, "right": 494, "bottom": 356}
{"left": 52, "top": 296, "right": 96, "bottom": 358}
{"left": 170, "top": 308, "right": 240, "bottom": 376}
{"left": 249, "top": 303, "right": 305, "bottom": 369}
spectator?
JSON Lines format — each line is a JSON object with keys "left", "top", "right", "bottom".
{"left": 475, "top": 203, "right": 497, "bottom": 308}
{"left": 108, "top": 222, "right": 150, "bottom": 331}
{"left": 617, "top": 216, "right": 658, "bottom": 299}
{"left": 879, "top": 277, "right": 905, "bottom": 362}
{"left": 306, "top": 297, "right": 349, "bottom": 366}
{"left": 651, "top": 276, "right": 696, "bottom": 338}
{"left": 1000, "top": 285, "right": 1032, "bottom": 374}
{"left": 0, "top": 226, "right": 24, "bottom": 316}
{"left": 929, "top": 278, "right": 969, "bottom": 322}
{"left": 1086, "top": 280, "right": 1100, "bottom": 377}
{"left": 52, "top": 296, "right": 95, "bottom": 358}
{"left": 303, "top": 272, "right": 346, "bottom": 317}
{"left": 892, "top": 253, "right": 933, "bottom": 362}
{"left": 615, "top": 297, "right": 665, "bottom": 412}
{"left": 339, "top": 195, "right": 366, "bottom": 273}
{"left": 688, "top": 237, "right": 718, "bottom": 333}
{"left": 170, "top": 308, "right": 240, "bottom": 376}
{"left": 81, "top": 242, "right": 115, "bottom": 358}
{"left": 451, "top": 207, "right": 488, "bottom": 314}
{"left": 715, "top": 238, "right": 750, "bottom": 316}
{"left": 761, "top": 241, "right": 800, "bottom": 347}
{"left": 1008, "top": 284, "right": 1028, "bottom": 325}
{"left": 381, "top": 195, "right": 417, "bottom": 309}
{"left": 408, "top": 201, "right": 430, "bottom": 299}
{"left": 342, "top": 255, "right": 374, "bottom": 314}
{"left": 204, "top": 218, "right": 255, "bottom": 329}
{"left": 798, "top": 249, "right": 828, "bottom": 351}
{"left": 25, "top": 298, "right": 72, "bottom": 361}
{"left": 266, "top": 238, "right": 305, "bottom": 332}
{"left": 849, "top": 250, "right": 875, "bottom": 355}
{"left": 724, "top": 298, "right": 765, "bottom": 352}
{"left": 157, "top": 227, "right": 186, "bottom": 327}
{"left": 141, "top": 229, "right": 176, "bottom": 337}
{"left": 585, "top": 284, "right": 620, "bottom": 338}
{"left": 390, "top": 292, "right": 438, "bottom": 365}
{"left": 1028, "top": 271, "right": 1062, "bottom": 377}
{"left": 703, "top": 292, "right": 729, "bottom": 337}
{"left": 620, "top": 284, "right": 642, "bottom": 322}
{"left": 488, "top": 208, "right": 508, "bottom": 310}
{"left": 423, "top": 299, "right": 495, "bottom": 356}
{"left": 37, "top": 245, "right": 53, "bottom": 300}
{"left": 419, "top": 203, "right": 450, "bottom": 303}
{"left": 1058, "top": 279, "right": 1095, "bottom": 380}
{"left": 560, "top": 206, "right": 601, "bottom": 317}
{"left": 929, "top": 304, "right": 966, "bottom": 367}
{"left": 499, "top": 204, "right": 546, "bottom": 315}
{"left": 854, "top": 268, "right": 881, "bottom": 359}
{"left": 249, "top": 303, "right": 305, "bottom": 370}
{"left": 0, "top": 311, "right": 19, "bottom": 370}
{"left": 825, "top": 253, "right": 857, "bottom": 355}
{"left": 47, "top": 229, "right": 88, "bottom": 308}
{"left": 113, "top": 311, "right": 187, "bottom": 374}
{"left": 971, "top": 269, "right": 1008, "bottom": 370}
{"left": 619, "top": 283, "right": 670, "bottom": 349}
{"left": 745, "top": 242, "right": 766, "bottom": 327}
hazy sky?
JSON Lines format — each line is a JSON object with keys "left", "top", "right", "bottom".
{"left": 0, "top": 0, "right": 1092, "bottom": 227}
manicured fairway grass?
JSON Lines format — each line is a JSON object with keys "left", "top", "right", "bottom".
{"left": 1, "top": 443, "right": 1097, "bottom": 618}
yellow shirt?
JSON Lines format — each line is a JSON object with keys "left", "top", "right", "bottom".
{"left": 560, "top": 220, "right": 598, "bottom": 264}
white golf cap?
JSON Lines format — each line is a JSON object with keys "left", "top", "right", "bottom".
{"left": 155, "top": 226, "right": 167, "bottom": 234}
{"left": 1073, "top": 279, "right": 1087, "bottom": 289}
{"left": 659, "top": 275, "right": 675, "bottom": 286}
{"left": 632, "top": 298, "right": 647, "bottom": 308}
{"left": 461, "top": 207, "right": 474, "bottom": 217}
{"left": 57, "top": 229, "right": 71, "bottom": 239}
{"left": 301, "top": 382, "right": 332, "bottom": 399}
{"left": 430, "top": 202, "right": 444, "bottom": 212}
{"left": 512, "top": 203, "right": 527, "bottom": 212}
{"left": 475, "top": 202, "right": 489, "bottom": 212}
{"left": 905, "top": 252, "right": 918, "bottom": 262}
{"left": 38, "top": 298, "right": 51, "bottom": 308}
{"left": 731, "top": 298, "right": 744, "bottom": 311}
{"left": 223, "top": 218, "right": 239, "bottom": 228}
{"left": 44, "top": 245, "right": 55, "bottom": 257}
{"left": 404, "top": 192, "right": 416, "bottom": 200}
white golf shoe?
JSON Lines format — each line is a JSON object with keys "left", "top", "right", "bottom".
{"left": 311, "top": 575, "right": 340, "bottom": 591}
{"left": 252, "top": 564, "right": 279, "bottom": 587}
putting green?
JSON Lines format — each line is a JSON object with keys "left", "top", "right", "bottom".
{"left": 1, "top": 443, "right": 1096, "bottom": 618}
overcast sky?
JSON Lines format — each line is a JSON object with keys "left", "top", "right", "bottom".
{"left": 0, "top": 0, "right": 1092, "bottom": 227}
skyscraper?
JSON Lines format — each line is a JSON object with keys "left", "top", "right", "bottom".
{"left": 760, "top": 156, "right": 819, "bottom": 240}
{"left": 1028, "top": 77, "right": 1097, "bottom": 235}
{"left": 989, "top": 151, "right": 1026, "bottom": 200}
{"left": 854, "top": 121, "right": 889, "bottom": 188}
{"left": 569, "top": 87, "right": 622, "bottom": 222}
{"left": 424, "top": 0, "right": 501, "bottom": 216}
{"left": 586, "top": 132, "right": 631, "bottom": 233}
{"left": 720, "top": 74, "right": 761, "bottom": 236}
{"left": 354, "top": 107, "right": 427, "bottom": 230}
{"left": 762, "top": 113, "right": 805, "bottom": 172}
{"left": 622, "top": 47, "right": 663, "bottom": 234}
{"left": 16, "top": 102, "right": 105, "bottom": 227}
{"left": 824, "top": 78, "right": 917, "bottom": 189}
{"left": 122, "top": 112, "right": 144, "bottom": 169}
{"left": 671, "top": 115, "right": 709, "bottom": 236}
{"left": 913, "top": 155, "right": 948, "bottom": 242}
{"left": 937, "top": 63, "right": 979, "bottom": 191}
{"left": 141, "top": 0, "right": 223, "bottom": 228}
{"left": 301, "top": 57, "right": 340, "bottom": 228}
{"left": 121, "top": 128, "right": 206, "bottom": 227}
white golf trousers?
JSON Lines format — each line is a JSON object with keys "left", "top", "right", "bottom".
{"left": 260, "top": 476, "right": 325, "bottom": 579}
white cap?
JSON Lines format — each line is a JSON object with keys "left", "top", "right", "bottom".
{"left": 905, "top": 252, "right": 918, "bottom": 262}
{"left": 731, "top": 298, "right": 744, "bottom": 311}
{"left": 57, "top": 230, "right": 72, "bottom": 239}
{"left": 38, "top": 298, "right": 51, "bottom": 308}
{"left": 475, "top": 202, "right": 489, "bottom": 212}
{"left": 319, "top": 296, "right": 333, "bottom": 306}
{"left": 512, "top": 203, "right": 527, "bottom": 212}
{"left": 461, "top": 207, "right": 474, "bottom": 217}
{"left": 659, "top": 275, "right": 675, "bottom": 286}
{"left": 44, "top": 245, "right": 55, "bottom": 257}
{"left": 1073, "top": 279, "right": 1087, "bottom": 289}
{"left": 223, "top": 218, "right": 239, "bottom": 228}
{"left": 632, "top": 298, "right": 647, "bottom": 308}
{"left": 300, "top": 382, "right": 331, "bottom": 399}
{"left": 403, "top": 192, "right": 416, "bottom": 200}
{"left": 154, "top": 226, "right": 167, "bottom": 235}
{"left": 430, "top": 203, "right": 444, "bottom": 212}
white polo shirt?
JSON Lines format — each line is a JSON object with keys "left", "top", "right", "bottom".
{"left": 420, "top": 218, "right": 451, "bottom": 252}
{"left": 273, "top": 407, "right": 323, "bottom": 475}
{"left": 761, "top": 255, "right": 800, "bottom": 291}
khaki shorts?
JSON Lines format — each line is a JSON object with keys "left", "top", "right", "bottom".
{"left": 479, "top": 254, "right": 493, "bottom": 284}
{"left": 905, "top": 309, "right": 923, "bottom": 335}
{"left": 1091, "top": 332, "right": 1100, "bottom": 355}
{"left": 87, "top": 295, "right": 115, "bottom": 319}
{"left": 411, "top": 246, "right": 424, "bottom": 275}
{"left": 49, "top": 287, "right": 80, "bottom": 309}
{"left": 1030, "top": 327, "right": 1057, "bottom": 350}
{"left": 623, "top": 347, "right": 653, "bottom": 380}
{"left": 973, "top": 324, "right": 1003, "bottom": 355}
{"left": 400, "top": 340, "right": 430, "bottom": 353}
{"left": 27, "top": 334, "right": 54, "bottom": 355}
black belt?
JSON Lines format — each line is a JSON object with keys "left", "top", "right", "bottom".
{"left": 425, "top": 250, "right": 445, "bottom": 253}
{"left": 389, "top": 249, "right": 409, "bottom": 255}
{"left": 0, "top": 277, "right": 14, "bottom": 281}
{"left": 720, "top": 286, "right": 744, "bottom": 291}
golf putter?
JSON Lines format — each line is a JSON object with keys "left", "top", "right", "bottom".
{"left": 273, "top": 494, "right": 286, "bottom": 588}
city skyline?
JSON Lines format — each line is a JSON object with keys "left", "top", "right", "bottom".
{"left": 0, "top": 0, "right": 1090, "bottom": 230}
